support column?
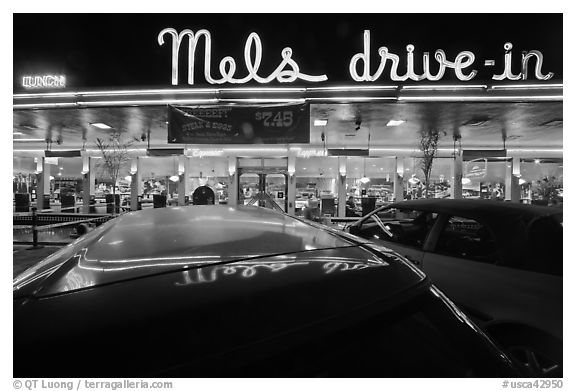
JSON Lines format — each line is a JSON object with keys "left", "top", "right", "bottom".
{"left": 36, "top": 157, "right": 52, "bottom": 211}
{"left": 337, "top": 156, "right": 347, "bottom": 217}
{"left": 130, "top": 158, "right": 141, "bottom": 211}
{"left": 451, "top": 150, "right": 463, "bottom": 199}
{"left": 228, "top": 157, "right": 238, "bottom": 207}
{"left": 393, "top": 157, "right": 404, "bottom": 202}
{"left": 287, "top": 155, "right": 296, "bottom": 216}
{"left": 505, "top": 157, "right": 521, "bottom": 202}
{"left": 82, "top": 155, "right": 96, "bottom": 214}
{"left": 178, "top": 156, "right": 188, "bottom": 206}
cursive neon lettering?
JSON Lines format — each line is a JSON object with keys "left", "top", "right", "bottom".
{"left": 158, "top": 28, "right": 328, "bottom": 85}
{"left": 350, "top": 30, "right": 478, "bottom": 82}
{"left": 493, "top": 42, "right": 522, "bottom": 80}
{"left": 521, "top": 50, "right": 554, "bottom": 80}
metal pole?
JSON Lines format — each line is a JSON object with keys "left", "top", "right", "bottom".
{"left": 27, "top": 207, "right": 44, "bottom": 250}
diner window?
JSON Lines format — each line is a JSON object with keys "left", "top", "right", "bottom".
{"left": 402, "top": 158, "right": 452, "bottom": 200}
{"left": 520, "top": 158, "right": 563, "bottom": 206}
{"left": 295, "top": 157, "right": 338, "bottom": 217}
{"left": 188, "top": 157, "right": 230, "bottom": 205}
{"left": 435, "top": 216, "right": 500, "bottom": 264}
{"left": 462, "top": 158, "right": 506, "bottom": 200}
{"left": 346, "top": 157, "right": 395, "bottom": 215}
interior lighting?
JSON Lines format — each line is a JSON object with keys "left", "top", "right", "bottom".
{"left": 169, "top": 175, "right": 180, "bottom": 182}
{"left": 360, "top": 158, "right": 370, "bottom": 183}
{"left": 462, "top": 178, "right": 472, "bottom": 185}
{"left": 90, "top": 123, "right": 112, "bottom": 129}
{"left": 13, "top": 138, "right": 45, "bottom": 142}
{"left": 314, "top": 119, "right": 328, "bottom": 127}
{"left": 386, "top": 120, "right": 405, "bottom": 127}
{"left": 13, "top": 132, "right": 23, "bottom": 135}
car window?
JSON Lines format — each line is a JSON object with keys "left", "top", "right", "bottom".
{"left": 434, "top": 216, "right": 500, "bottom": 264}
{"left": 356, "top": 208, "right": 437, "bottom": 250}
{"left": 524, "top": 214, "right": 563, "bottom": 276}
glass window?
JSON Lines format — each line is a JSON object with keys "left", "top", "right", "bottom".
{"left": 346, "top": 157, "right": 395, "bottom": 215}
{"left": 520, "top": 158, "right": 563, "bottom": 206}
{"left": 462, "top": 158, "right": 506, "bottom": 200}
{"left": 435, "top": 216, "right": 500, "bottom": 264}
{"left": 295, "top": 157, "right": 338, "bottom": 216}
{"left": 403, "top": 157, "right": 452, "bottom": 200}
{"left": 188, "top": 157, "right": 230, "bottom": 205}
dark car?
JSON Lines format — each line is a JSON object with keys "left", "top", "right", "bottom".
{"left": 346, "top": 199, "right": 562, "bottom": 377}
{"left": 14, "top": 206, "right": 519, "bottom": 378}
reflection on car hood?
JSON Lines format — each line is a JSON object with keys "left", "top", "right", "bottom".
{"left": 14, "top": 206, "right": 414, "bottom": 298}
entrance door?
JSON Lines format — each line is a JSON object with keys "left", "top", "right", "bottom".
{"left": 237, "top": 158, "right": 288, "bottom": 212}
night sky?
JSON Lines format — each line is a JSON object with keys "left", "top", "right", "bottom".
{"left": 13, "top": 13, "right": 563, "bottom": 91}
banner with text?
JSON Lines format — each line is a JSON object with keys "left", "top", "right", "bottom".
{"left": 168, "top": 103, "right": 310, "bottom": 144}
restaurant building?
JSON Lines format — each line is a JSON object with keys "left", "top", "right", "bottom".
{"left": 13, "top": 15, "right": 563, "bottom": 217}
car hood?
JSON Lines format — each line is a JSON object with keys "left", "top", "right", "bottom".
{"left": 14, "top": 244, "right": 426, "bottom": 377}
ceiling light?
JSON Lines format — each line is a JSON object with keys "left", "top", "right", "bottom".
{"left": 13, "top": 138, "right": 45, "bottom": 142}
{"left": 534, "top": 159, "right": 541, "bottom": 164}
{"left": 90, "top": 122, "right": 112, "bottom": 129}
{"left": 359, "top": 176, "right": 370, "bottom": 184}
{"left": 386, "top": 120, "right": 405, "bottom": 127}
{"left": 13, "top": 132, "right": 23, "bottom": 135}
{"left": 169, "top": 175, "right": 180, "bottom": 182}
{"left": 462, "top": 178, "right": 472, "bottom": 185}
{"left": 314, "top": 119, "right": 328, "bottom": 127}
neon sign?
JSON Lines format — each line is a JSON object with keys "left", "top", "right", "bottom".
{"left": 159, "top": 29, "right": 555, "bottom": 85}
{"left": 350, "top": 31, "right": 553, "bottom": 82}
{"left": 22, "top": 75, "right": 66, "bottom": 89}
{"left": 158, "top": 28, "right": 328, "bottom": 86}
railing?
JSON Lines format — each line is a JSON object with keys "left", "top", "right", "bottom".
{"left": 14, "top": 207, "right": 120, "bottom": 247}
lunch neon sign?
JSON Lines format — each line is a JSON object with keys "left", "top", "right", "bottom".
{"left": 22, "top": 75, "right": 66, "bottom": 89}
{"left": 159, "top": 29, "right": 555, "bottom": 85}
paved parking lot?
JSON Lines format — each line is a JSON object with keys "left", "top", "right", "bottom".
{"left": 13, "top": 244, "right": 63, "bottom": 277}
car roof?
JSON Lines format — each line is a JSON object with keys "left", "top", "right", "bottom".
{"left": 14, "top": 205, "right": 425, "bottom": 298}
{"left": 387, "top": 199, "right": 561, "bottom": 222}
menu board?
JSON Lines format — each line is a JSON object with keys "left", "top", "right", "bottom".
{"left": 168, "top": 103, "right": 310, "bottom": 144}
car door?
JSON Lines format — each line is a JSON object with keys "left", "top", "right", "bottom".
{"left": 350, "top": 207, "right": 438, "bottom": 268}
{"left": 420, "top": 214, "right": 562, "bottom": 339}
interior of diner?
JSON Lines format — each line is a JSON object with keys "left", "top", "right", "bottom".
{"left": 13, "top": 99, "right": 563, "bottom": 216}
{"left": 13, "top": 154, "right": 563, "bottom": 215}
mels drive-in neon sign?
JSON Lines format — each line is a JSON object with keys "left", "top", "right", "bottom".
{"left": 158, "top": 28, "right": 554, "bottom": 86}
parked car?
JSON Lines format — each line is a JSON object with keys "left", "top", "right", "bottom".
{"left": 346, "top": 199, "right": 562, "bottom": 377}
{"left": 14, "top": 205, "right": 519, "bottom": 378}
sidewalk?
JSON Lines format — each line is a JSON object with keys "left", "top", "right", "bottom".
{"left": 13, "top": 244, "right": 64, "bottom": 278}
